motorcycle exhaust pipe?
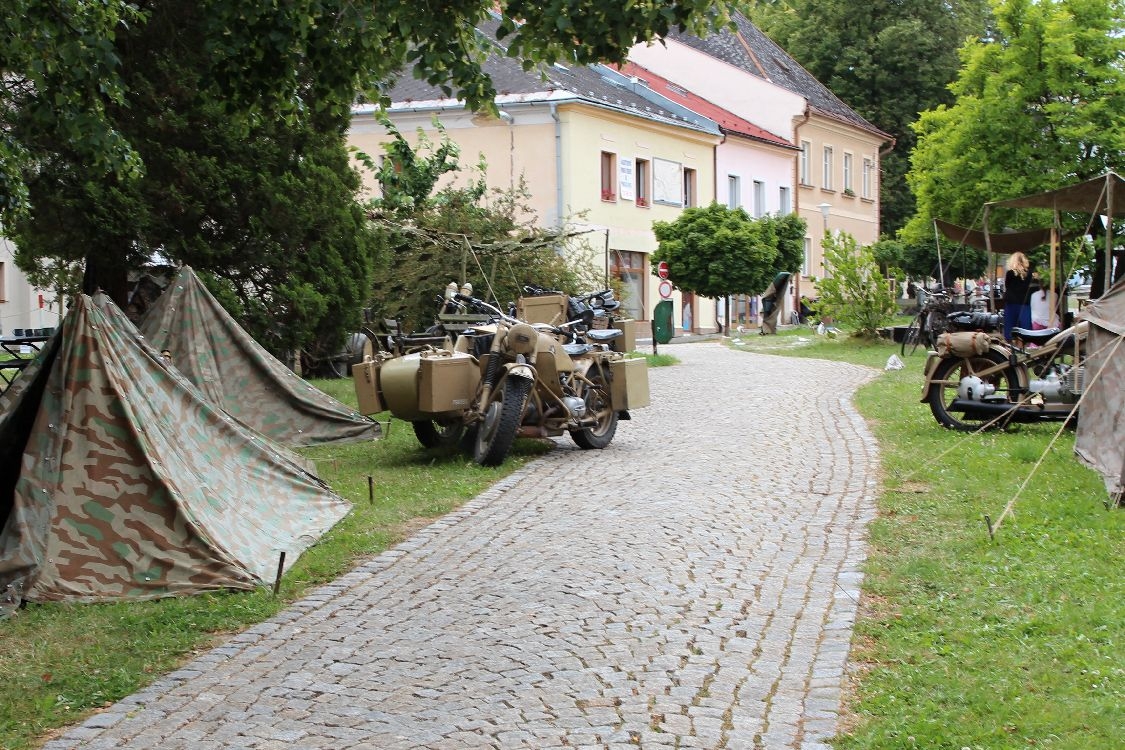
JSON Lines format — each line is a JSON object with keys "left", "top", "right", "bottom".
{"left": 517, "top": 425, "right": 550, "bottom": 438}
{"left": 947, "top": 399, "right": 1073, "bottom": 423}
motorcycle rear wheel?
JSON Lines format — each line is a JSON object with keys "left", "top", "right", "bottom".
{"left": 472, "top": 376, "right": 532, "bottom": 467}
{"left": 569, "top": 375, "right": 617, "bottom": 449}
{"left": 412, "top": 419, "right": 465, "bottom": 450}
{"left": 927, "top": 350, "right": 1016, "bottom": 431}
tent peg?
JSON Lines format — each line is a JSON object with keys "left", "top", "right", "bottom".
{"left": 273, "top": 552, "right": 286, "bottom": 596}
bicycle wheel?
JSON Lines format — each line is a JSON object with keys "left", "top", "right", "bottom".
{"left": 901, "top": 314, "right": 923, "bottom": 356}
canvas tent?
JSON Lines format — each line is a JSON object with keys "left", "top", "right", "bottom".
{"left": 0, "top": 294, "right": 350, "bottom": 604}
{"left": 1074, "top": 276, "right": 1125, "bottom": 503}
{"left": 139, "top": 266, "right": 379, "bottom": 447}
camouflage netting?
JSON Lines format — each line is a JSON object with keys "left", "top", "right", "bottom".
{"left": 139, "top": 266, "right": 380, "bottom": 447}
{"left": 0, "top": 294, "right": 351, "bottom": 604}
{"left": 1075, "top": 276, "right": 1125, "bottom": 501}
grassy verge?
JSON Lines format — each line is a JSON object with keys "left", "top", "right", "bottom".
{"left": 728, "top": 328, "right": 1123, "bottom": 749}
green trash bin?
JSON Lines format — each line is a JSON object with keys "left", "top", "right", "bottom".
{"left": 652, "top": 300, "right": 674, "bottom": 345}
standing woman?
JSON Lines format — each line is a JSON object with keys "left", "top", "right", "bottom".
{"left": 1003, "top": 252, "right": 1035, "bottom": 341}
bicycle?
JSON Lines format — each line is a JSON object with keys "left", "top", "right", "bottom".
{"left": 901, "top": 289, "right": 954, "bottom": 356}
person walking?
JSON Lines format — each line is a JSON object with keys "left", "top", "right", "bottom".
{"left": 1003, "top": 252, "right": 1035, "bottom": 341}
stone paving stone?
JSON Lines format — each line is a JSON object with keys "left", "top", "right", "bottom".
{"left": 43, "top": 342, "right": 877, "bottom": 749}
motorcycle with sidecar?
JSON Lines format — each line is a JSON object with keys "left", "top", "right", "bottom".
{"left": 352, "top": 293, "right": 649, "bottom": 466}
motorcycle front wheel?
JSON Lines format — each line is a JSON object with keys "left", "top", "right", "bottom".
{"left": 927, "top": 350, "right": 1017, "bottom": 431}
{"left": 569, "top": 374, "right": 618, "bottom": 449}
{"left": 412, "top": 419, "right": 465, "bottom": 450}
{"left": 471, "top": 376, "right": 532, "bottom": 467}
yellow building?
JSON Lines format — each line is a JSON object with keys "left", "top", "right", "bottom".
{"left": 350, "top": 52, "right": 722, "bottom": 335}
{"left": 630, "top": 11, "right": 893, "bottom": 314}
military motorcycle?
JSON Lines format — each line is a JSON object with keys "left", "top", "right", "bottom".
{"left": 920, "top": 322, "right": 1087, "bottom": 431}
{"left": 353, "top": 293, "right": 649, "bottom": 467}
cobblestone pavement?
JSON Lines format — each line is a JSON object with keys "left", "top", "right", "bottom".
{"left": 46, "top": 342, "right": 879, "bottom": 750}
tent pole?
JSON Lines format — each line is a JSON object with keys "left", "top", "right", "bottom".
{"left": 1050, "top": 216, "right": 1059, "bottom": 327}
{"left": 1106, "top": 175, "right": 1115, "bottom": 295}
{"left": 984, "top": 205, "right": 996, "bottom": 312}
{"left": 931, "top": 219, "right": 945, "bottom": 290}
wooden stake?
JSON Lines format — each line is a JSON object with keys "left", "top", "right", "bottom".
{"left": 273, "top": 551, "right": 286, "bottom": 596}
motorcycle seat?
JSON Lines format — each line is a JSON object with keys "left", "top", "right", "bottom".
{"left": 586, "top": 329, "right": 622, "bottom": 343}
{"left": 563, "top": 343, "right": 593, "bottom": 356}
{"left": 1011, "top": 327, "right": 1062, "bottom": 346}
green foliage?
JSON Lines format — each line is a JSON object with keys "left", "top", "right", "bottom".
{"left": 0, "top": 1, "right": 146, "bottom": 217}
{"left": 6, "top": 3, "right": 376, "bottom": 358}
{"left": 905, "top": 0, "right": 1125, "bottom": 244}
{"left": 876, "top": 235, "right": 988, "bottom": 282}
{"left": 751, "top": 0, "right": 992, "bottom": 235}
{"left": 363, "top": 119, "right": 598, "bottom": 331}
{"left": 814, "top": 231, "right": 899, "bottom": 336}
{"left": 2, "top": 1, "right": 732, "bottom": 223}
{"left": 651, "top": 204, "right": 806, "bottom": 298}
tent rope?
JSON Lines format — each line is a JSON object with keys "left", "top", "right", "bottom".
{"left": 985, "top": 332, "right": 1124, "bottom": 538}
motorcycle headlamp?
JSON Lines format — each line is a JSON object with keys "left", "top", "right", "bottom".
{"left": 506, "top": 323, "right": 539, "bottom": 355}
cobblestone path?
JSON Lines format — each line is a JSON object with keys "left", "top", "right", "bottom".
{"left": 47, "top": 342, "right": 878, "bottom": 750}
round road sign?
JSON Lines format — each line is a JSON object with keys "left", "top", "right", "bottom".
{"left": 656, "top": 261, "right": 670, "bottom": 279}
{"left": 658, "top": 280, "right": 674, "bottom": 299}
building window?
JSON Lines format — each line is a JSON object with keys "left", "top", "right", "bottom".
{"left": 800, "top": 140, "right": 811, "bottom": 185}
{"left": 753, "top": 180, "right": 766, "bottom": 218}
{"left": 728, "top": 175, "right": 741, "bottom": 209}
{"left": 683, "top": 167, "right": 697, "bottom": 207}
{"left": 779, "top": 186, "right": 791, "bottom": 215}
{"left": 601, "top": 151, "right": 617, "bottom": 201}
{"left": 610, "top": 250, "right": 646, "bottom": 320}
{"left": 822, "top": 146, "right": 834, "bottom": 190}
{"left": 635, "top": 158, "right": 650, "bottom": 207}
{"left": 862, "top": 158, "right": 873, "bottom": 199}
{"left": 843, "top": 152, "right": 854, "bottom": 194}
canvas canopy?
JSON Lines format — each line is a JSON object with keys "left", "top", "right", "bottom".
{"left": 0, "top": 294, "right": 350, "bottom": 604}
{"left": 985, "top": 172, "right": 1125, "bottom": 296}
{"left": 1074, "top": 276, "right": 1125, "bottom": 501}
{"left": 934, "top": 219, "right": 1054, "bottom": 254}
{"left": 139, "top": 266, "right": 379, "bottom": 447}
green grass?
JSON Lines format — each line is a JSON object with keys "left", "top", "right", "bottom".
{"left": 729, "top": 327, "right": 1124, "bottom": 749}
{"left": 3, "top": 331, "right": 1121, "bottom": 749}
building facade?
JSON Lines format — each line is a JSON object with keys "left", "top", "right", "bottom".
{"left": 350, "top": 45, "right": 724, "bottom": 334}
{"left": 629, "top": 12, "right": 892, "bottom": 314}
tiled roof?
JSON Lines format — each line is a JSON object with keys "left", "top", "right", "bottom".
{"left": 668, "top": 12, "right": 891, "bottom": 140}
{"left": 375, "top": 23, "right": 718, "bottom": 136}
{"left": 614, "top": 61, "right": 794, "bottom": 149}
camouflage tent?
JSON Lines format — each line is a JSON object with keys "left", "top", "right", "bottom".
{"left": 1075, "top": 276, "right": 1125, "bottom": 503}
{"left": 139, "top": 266, "right": 379, "bottom": 447}
{"left": 0, "top": 294, "right": 350, "bottom": 604}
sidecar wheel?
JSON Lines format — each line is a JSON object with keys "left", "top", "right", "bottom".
{"left": 927, "top": 350, "right": 1015, "bottom": 432}
{"left": 569, "top": 375, "right": 618, "bottom": 449}
{"left": 412, "top": 419, "right": 465, "bottom": 450}
{"left": 472, "top": 376, "right": 531, "bottom": 467}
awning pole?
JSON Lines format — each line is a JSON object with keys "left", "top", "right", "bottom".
{"left": 1049, "top": 219, "right": 1058, "bottom": 327}
{"left": 984, "top": 205, "right": 996, "bottom": 312}
{"left": 1106, "top": 175, "right": 1115, "bottom": 294}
